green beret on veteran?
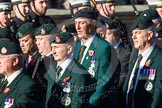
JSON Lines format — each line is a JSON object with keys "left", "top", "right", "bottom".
{"left": 95, "top": 0, "right": 116, "bottom": 4}
{"left": 139, "top": 9, "right": 160, "bottom": 21}
{"left": 69, "top": 0, "right": 90, "bottom": 8}
{"left": 146, "top": 0, "right": 162, "bottom": 8}
{"left": 0, "top": 2, "right": 12, "bottom": 12}
{"left": 11, "top": 0, "right": 31, "bottom": 5}
{"left": 16, "top": 22, "right": 35, "bottom": 39}
{"left": 52, "top": 32, "right": 74, "bottom": 44}
{"left": 0, "top": 28, "right": 11, "bottom": 39}
{"left": 130, "top": 14, "right": 154, "bottom": 31}
{"left": 73, "top": 7, "right": 99, "bottom": 20}
{"left": 34, "top": 24, "right": 55, "bottom": 36}
{"left": 0, "top": 40, "right": 21, "bottom": 55}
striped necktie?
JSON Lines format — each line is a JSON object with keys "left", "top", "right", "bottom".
{"left": 56, "top": 66, "right": 62, "bottom": 79}
{"left": 0, "top": 78, "right": 8, "bottom": 93}
{"left": 77, "top": 45, "right": 86, "bottom": 63}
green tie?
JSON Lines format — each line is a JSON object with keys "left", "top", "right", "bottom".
{"left": 56, "top": 66, "right": 62, "bottom": 80}
{"left": 0, "top": 78, "right": 8, "bottom": 93}
{"left": 77, "top": 45, "right": 86, "bottom": 63}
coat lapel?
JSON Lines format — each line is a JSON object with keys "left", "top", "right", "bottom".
{"left": 82, "top": 35, "right": 98, "bottom": 68}
{"left": 123, "top": 51, "right": 138, "bottom": 92}
{"left": 73, "top": 41, "right": 81, "bottom": 60}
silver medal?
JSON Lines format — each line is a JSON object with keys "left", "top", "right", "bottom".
{"left": 91, "top": 63, "right": 95, "bottom": 68}
{"left": 88, "top": 69, "right": 95, "bottom": 78}
{"left": 145, "top": 81, "right": 153, "bottom": 91}
{"left": 61, "top": 96, "right": 71, "bottom": 106}
{"left": 63, "top": 87, "right": 70, "bottom": 93}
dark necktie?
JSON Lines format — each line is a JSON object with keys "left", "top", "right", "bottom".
{"left": 128, "top": 54, "right": 143, "bottom": 108}
{"left": 0, "top": 78, "right": 8, "bottom": 93}
{"left": 77, "top": 45, "right": 86, "bottom": 63}
{"left": 56, "top": 66, "right": 62, "bottom": 79}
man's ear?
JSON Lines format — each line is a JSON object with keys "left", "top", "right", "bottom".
{"left": 12, "top": 56, "right": 19, "bottom": 66}
{"left": 147, "top": 31, "right": 154, "bottom": 40}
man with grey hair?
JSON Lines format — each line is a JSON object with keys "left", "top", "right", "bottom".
{"left": 123, "top": 13, "right": 162, "bottom": 108}
{"left": 0, "top": 40, "right": 41, "bottom": 108}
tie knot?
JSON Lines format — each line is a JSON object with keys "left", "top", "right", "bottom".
{"left": 56, "top": 66, "right": 62, "bottom": 73}
{"left": 138, "top": 54, "right": 143, "bottom": 62}
{"left": 81, "top": 45, "right": 86, "bottom": 50}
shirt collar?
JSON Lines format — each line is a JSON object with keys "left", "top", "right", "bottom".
{"left": 81, "top": 33, "right": 96, "bottom": 47}
{"left": 6, "top": 68, "right": 23, "bottom": 86}
{"left": 57, "top": 55, "right": 73, "bottom": 71}
{"left": 139, "top": 43, "right": 155, "bottom": 57}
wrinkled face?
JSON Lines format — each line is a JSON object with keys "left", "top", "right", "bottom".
{"left": 98, "top": 2, "right": 116, "bottom": 18}
{"left": 15, "top": 3, "right": 30, "bottom": 17}
{"left": 35, "top": 35, "right": 51, "bottom": 55}
{"left": 74, "top": 18, "right": 95, "bottom": 39}
{"left": 18, "top": 34, "right": 33, "bottom": 54}
{"left": 0, "top": 55, "right": 14, "bottom": 75}
{"left": 132, "top": 29, "right": 152, "bottom": 51}
{"left": 33, "top": 0, "right": 48, "bottom": 15}
{"left": 51, "top": 43, "right": 71, "bottom": 64}
{"left": 0, "top": 11, "right": 11, "bottom": 28}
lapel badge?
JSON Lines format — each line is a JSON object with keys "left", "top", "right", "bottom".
{"left": 41, "top": 28, "right": 46, "bottom": 35}
{"left": 88, "top": 50, "right": 94, "bottom": 57}
{"left": 1, "top": 47, "right": 7, "bottom": 54}
{"left": 55, "top": 36, "right": 61, "bottom": 43}
{"left": 61, "top": 96, "right": 71, "bottom": 106}
{"left": 145, "top": 81, "right": 153, "bottom": 91}
{"left": 5, "top": 98, "right": 14, "bottom": 108}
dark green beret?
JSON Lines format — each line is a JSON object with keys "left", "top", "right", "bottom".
{"left": 73, "top": 7, "right": 99, "bottom": 20}
{"left": 140, "top": 9, "right": 160, "bottom": 20}
{"left": 0, "top": 28, "right": 11, "bottom": 39}
{"left": 0, "top": 2, "right": 12, "bottom": 12}
{"left": 0, "top": 40, "right": 21, "bottom": 55}
{"left": 52, "top": 32, "right": 74, "bottom": 44}
{"left": 11, "top": 0, "right": 31, "bottom": 5}
{"left": 131, "top": 15, "right": 154, "bottom": 31}
{"left": 34, "top": 24, "right": 55, "bottom": 36}
{"left": 16, "top": 22, "right": 35, "bottom": 39}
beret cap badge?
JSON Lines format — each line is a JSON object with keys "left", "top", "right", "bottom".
{"left": 55, "top": 36, "right": 61, "bottom": 43}
{"left": 1, "top": 47, "right": 7, "bottom": 54}
{"left": 41, "top": 28, "right": 46, "bottom": 35}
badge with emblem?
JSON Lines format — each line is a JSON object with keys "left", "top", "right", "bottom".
{"left": 145, "top": 81, "right": 153, "bottom": 91}
{"left": 4, "top": 98, "right": 14, "bottom": 108}
{"left": 1, "top": 47, "right": 7, "bottom": 54}
{"left": 61, "top": 81, "right": 71, "bottom": 106}
{"left": 61, "top": 96, "right": 71, "bottom": 106}
{"left": 41, "top": 28, "right": 46, "bottom": 35}
{"left": 55, "top": 36, "right": 61, "bottom": 43}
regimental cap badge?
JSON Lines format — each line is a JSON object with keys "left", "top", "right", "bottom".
{"left": 55, "top": 36, "right": 61, "bottom": 43}
{"left": 41, "top": 28, "right": 46, "bottom": 35}
{"left": 1, "top": 47, "right": 7, "bottom": 54}
{"left": 143, "top": 13, "right": 147, "bottom": 16}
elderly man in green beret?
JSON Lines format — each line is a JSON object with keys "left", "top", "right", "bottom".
{"left": 0, "top": 40, "right": 41, "bottom": 108}
{"left": 11, "top": 0, "right": 31, "bottom": 28}
{"left": 46, "top": 32, "right": 94, "bottom": 108}
{"left": 123, "top": 13, "right": 162, "bottom": 108}
{"left": 73, "top": 7, "right": 119, "bottom": 108}
{"left": 16, "top": 22, "right": 40, "bottom": 77}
